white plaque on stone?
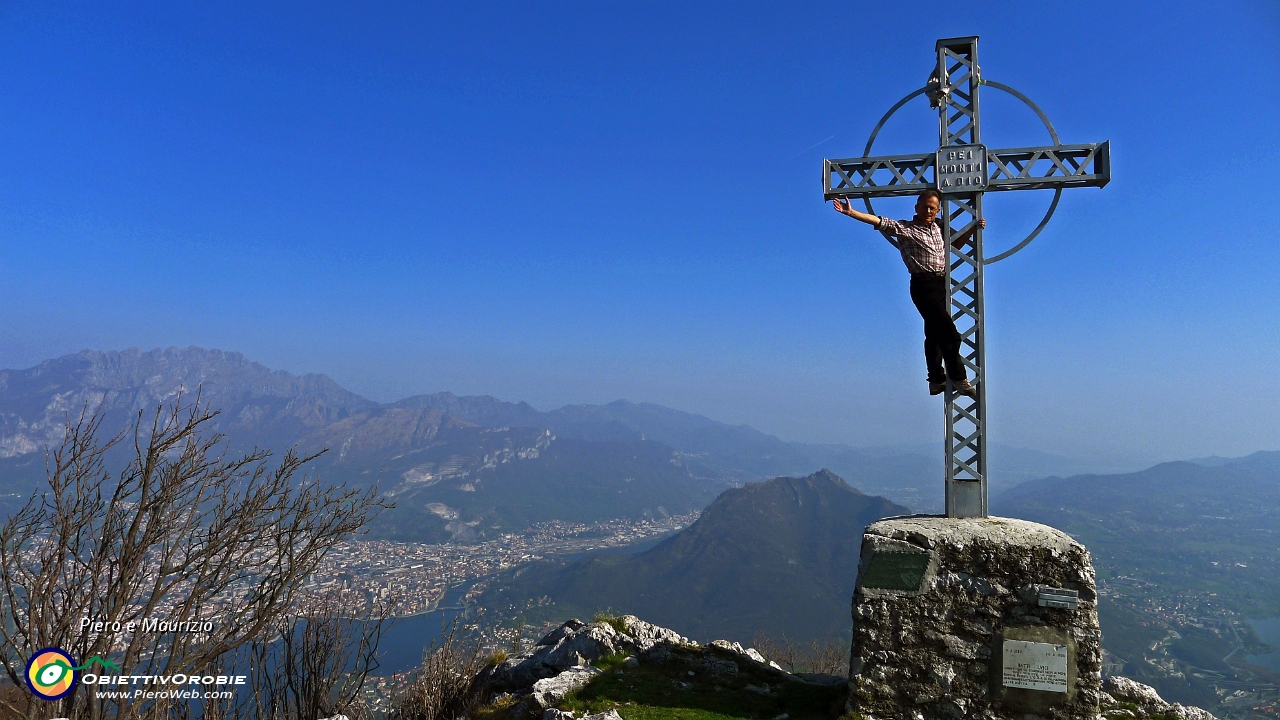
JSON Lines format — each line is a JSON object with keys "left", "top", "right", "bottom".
{"left": 1002, "top": 640, "right": 1069, "bottom": 692}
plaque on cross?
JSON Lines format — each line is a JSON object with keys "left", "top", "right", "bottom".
{"left": 823, "top": 36, "right": 1109, "bottom": 518}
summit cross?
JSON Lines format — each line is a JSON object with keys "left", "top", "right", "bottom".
{"left": 822, "top": 36, "right": 1110, "bottom": 518}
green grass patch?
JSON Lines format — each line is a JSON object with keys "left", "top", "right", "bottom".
{"left": 560, "top": 646, "right": 845, "bottom": 720}
{"left": 593, "top": 611, "right": 632, "bottom": 636}
{"left": 473, "top": 693, "right": 519, "bottom": 720}
{"left": 593, "top": 653, "right": 634, "bottom": 672}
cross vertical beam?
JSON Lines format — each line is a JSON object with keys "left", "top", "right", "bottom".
{"left": 821, "top": 35, "right": 1109, "bottom": 520}
{"left": 936, "top": 37, "right": 987, "bottom": 518}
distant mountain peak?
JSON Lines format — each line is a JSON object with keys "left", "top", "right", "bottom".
{"left": 12, "top": 346, "right": 360, "bottom": 397}
{"left": 0, "top": 346, "right": 377, "bottom": 458}
{"left": 479, "top": 468, "right": 910, "bottom": 642}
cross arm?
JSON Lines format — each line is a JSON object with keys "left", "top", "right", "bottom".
{"left": 986, "top": 141, "right": 1110, "bottom": 191}
{"left": 823, "top": 140, "right": 1110, "bottom": 201}
{"left": 823, "top": 152, "right": 935, "bottom": 201}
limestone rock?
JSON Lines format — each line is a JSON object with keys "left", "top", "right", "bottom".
{"left": 482, "top": 621, "right": 619, "bottom": 690}
{"left": 476, "top": 612, "right": 849, "bottom": 720}
{"left": 708, "top": 639, "right": 773, "bottom": 668}
{"left": 537, "top": 619, "right": 587, "bottom": 647}
{"left": 1101, "top": 676, "right": 1217, "bottom": 719}
{"left": 618, "top": 615, "right": 695, "bottom": 650}
{"left": 530, "top": 666, "right": 601, "bottom": 710}
{"left": 1103, "top": 675, "right": 1166, "bottom": 707}
{"left": 480, "top": 616, "right": 697, "bottom": 693}
{"left": 540, "top": 624, "right": 626, "bottom": 668}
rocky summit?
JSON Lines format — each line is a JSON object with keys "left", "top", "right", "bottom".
{"left": 462, "top": 614, "right": 1217, "bottom": 720}
{"left": 474, "top": 615, "right": 846, "bottom": 720}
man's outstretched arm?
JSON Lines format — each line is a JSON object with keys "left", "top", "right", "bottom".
{"left": 832, "top": 199, "right": 881, "bottom": 227}
{"left": 951, "top": 218, "right": 987, "bottom": 248}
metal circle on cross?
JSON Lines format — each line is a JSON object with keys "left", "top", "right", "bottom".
{"left": 822, "top": 36, "right": 1110, "bottom": 519}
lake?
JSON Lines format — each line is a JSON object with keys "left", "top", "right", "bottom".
{"left": 371, "top": 533, "right": 673, "bottom": 676}
{"left": 367, "top": 581, "right": 473, "bottom": 676}
{"left": 1245, "top": 617, "right": 1280, "bottom": 672}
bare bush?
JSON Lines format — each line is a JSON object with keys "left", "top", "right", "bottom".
{"left": 752, "top": 633, "right": 849, "bottom": 676}
{"left": 801, "top": 638, "right": 849, "bottom": 676}
{"left": 390, "top": 619, "right": 486, "bottom": 720}
{"left": 751, "top": 633, "right": 798, "bottom": 672}
{"left": 204, "top": 588, "right": 395, "bottom": 720}
{"left": 0, "top": 686, "right": 27, "bottom": 720}
{"left": 0, "top": 397, "right": 388, "bottom": 719}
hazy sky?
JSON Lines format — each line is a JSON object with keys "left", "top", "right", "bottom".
{"left": 0, "top": 2, "right": 1276, "bottom": 467}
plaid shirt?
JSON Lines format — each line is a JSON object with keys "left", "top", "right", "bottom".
{"left": 878, "top": 217, "right": 946, "bottom": 275}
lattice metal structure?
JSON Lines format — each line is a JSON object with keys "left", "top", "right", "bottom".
{"left": 822, "top": 36, "right": 1109, "bottom": 518}
{"left": 825, "top": 144, "right": 1108, "bottom": 198}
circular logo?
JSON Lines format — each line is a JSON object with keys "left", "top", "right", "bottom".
{"left": 25, "top": 648, "right": 77, "bottom": 701}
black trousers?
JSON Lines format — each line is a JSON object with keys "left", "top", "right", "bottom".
{"left": 909, "top": 272, "right": 967, "bottom": 383}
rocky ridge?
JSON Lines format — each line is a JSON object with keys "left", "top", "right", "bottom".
{"left": 469, "top": 615, "right": 1218, "bottom": 720}
{"left": 475, "top": 615, "right": 838, "bottom": 718}
{"left": 0, "top": 347, "right": 1049, "bottom": 522}
{"left": 0, "top": 347, "right": 375, "bottom": 457}
{"left": 0, "top": 348, "right": 721, "bottom": 542}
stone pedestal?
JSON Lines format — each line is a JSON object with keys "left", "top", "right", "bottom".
{"left": 847, "top": 516, "right": 1102, "bottom": 720}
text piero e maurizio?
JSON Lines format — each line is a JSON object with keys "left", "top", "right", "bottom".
{"left": 81, "top": 617, "right": 214, "bottom": 634}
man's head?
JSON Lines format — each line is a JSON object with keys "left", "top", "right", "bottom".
{"left": 915, "top": 190, "right": 942, "bottom": 223}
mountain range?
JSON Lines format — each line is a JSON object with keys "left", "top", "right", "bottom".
{"left": 993, "top": 451, "right": 1280, "bottom": 711}
{"left": 0, "top": 346, "right": 1090, "bottom": 539}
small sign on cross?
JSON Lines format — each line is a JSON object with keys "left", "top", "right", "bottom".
{"left": 937, "top": 145, "right": 988, "bottom": 192}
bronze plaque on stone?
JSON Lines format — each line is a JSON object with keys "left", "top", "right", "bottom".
{"left": 860, "top": 550, "right": 931, "bottom": 591}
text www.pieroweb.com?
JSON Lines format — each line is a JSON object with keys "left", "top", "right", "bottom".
{"left": 93, "top": 688, "right": 235, "bottom": 700}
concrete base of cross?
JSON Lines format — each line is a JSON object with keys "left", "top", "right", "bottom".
{"left": 846, "top": 516, "right": 1103, "bottom": 720}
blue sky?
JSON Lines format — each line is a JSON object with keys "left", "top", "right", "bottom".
{"left": 0, "top": 2, "right": 1276, "bottom": 467}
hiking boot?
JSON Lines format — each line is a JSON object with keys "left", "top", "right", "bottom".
{"left": 953, "top": 378, "right": 978, "bottom": 398}
{"left": 929, "top": 381, "right": 946, "bottom": 395}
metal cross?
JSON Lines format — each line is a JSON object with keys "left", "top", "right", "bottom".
{"left": 823, "top": 36, "right": 1110, "bottom": 518}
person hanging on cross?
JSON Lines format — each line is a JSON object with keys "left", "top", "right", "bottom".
{"left": 832, "top": 189, "right": 985, "bottom": 398}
